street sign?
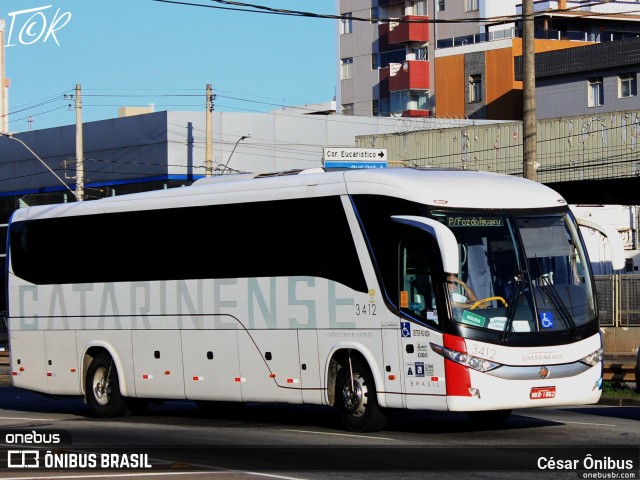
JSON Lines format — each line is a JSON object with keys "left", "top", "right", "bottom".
{"left": 323, "top": 160, "right": 387, "bottom": 169}
{"left": 322, "top": 147, "right": 388, "bottom": 169}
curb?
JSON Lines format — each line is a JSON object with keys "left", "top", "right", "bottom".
{"left": 597, "top": 396, "right": 640, "bottom": 406}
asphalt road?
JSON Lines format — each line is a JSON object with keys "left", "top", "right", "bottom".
{"left": 0, "top": 386, "right": 638, "bottom": 480}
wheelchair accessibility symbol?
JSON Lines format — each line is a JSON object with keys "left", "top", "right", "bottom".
{"left": 539, "top": 312, "right": 554, "bottom": 329}
{"left": 401, "top": 322, "right": 411, "bottom": 338}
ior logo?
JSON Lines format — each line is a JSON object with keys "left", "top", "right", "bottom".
{"left": 539, "top": 366, "right": 550, "bottom": 379}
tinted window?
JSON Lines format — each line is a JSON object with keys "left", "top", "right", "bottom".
{"left": 10, "top": 196, "right": 367, "bottom": 292}
{"left": 351, "top": 195, "right": 424, "bottom": 304}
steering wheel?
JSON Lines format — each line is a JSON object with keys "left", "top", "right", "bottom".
{"left": 470, "top": 296, "right": 508, "bottom": 310}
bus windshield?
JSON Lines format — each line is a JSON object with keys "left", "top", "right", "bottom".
{"left": 435, "top": 212, "right": 596, "bottom": 334}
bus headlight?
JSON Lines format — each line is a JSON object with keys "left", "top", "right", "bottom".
{"left": 430, "top": 343, "right": 501, "bottom": 372}
{"left": 579, "top": 347, "right": 603, "bottom": 366}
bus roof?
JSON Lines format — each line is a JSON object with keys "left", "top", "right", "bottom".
{"left": 12, "top": 168, "right": 566, "bottom": 222}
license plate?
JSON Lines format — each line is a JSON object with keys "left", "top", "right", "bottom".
{"left": 530, "top": 386, "right": 556, "bottom": 399}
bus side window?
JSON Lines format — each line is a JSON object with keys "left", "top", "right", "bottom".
{"left": 399, "top": 239, "right": 438, "bottom": 325}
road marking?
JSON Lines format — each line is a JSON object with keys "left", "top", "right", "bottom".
{"left": 0, "top": 416, "right": 60, "bottom": 422}
{"left": 282, "top": 428, "right": 395, "bottom": 441}
{"left": 243, "top": 473, "right": 308, "bottom": 480}
{"left": 522, "top": 417, "right": 618, "bottom": 427}
{"left": 560, "top": 420, "right": 617, "bottom": 427}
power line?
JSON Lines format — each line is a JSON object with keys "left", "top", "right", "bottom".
{"left": 152, "top": 0, "right": 618, "bottom": 24}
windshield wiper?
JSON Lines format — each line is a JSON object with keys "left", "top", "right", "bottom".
{"left": 538, "top": 271, "right": 581, "bottom": 340}
{"left": 501, "top": 273, "right": 523, "bottom": 343}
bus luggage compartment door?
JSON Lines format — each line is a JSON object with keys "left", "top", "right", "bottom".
{"left": 182, "top": 329, "right": 242, "bottom": 402}
{"left": 237, "top": 329, "right": 302, "bottom": 403}
{"left": 45, "top": 330, "right": 81, "bottom": 395}
{"left": 132, "top": 330, "right": 185, "bottom": 399}
{"left": 9, "top": 330, "right": 48, "bottom": 394}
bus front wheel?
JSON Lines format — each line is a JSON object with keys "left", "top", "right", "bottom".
{"left": 85, "top": 353, "right": 128, "bottom": 418}
{"left": 335, "top": 357, "right": 387, "bottom": 432}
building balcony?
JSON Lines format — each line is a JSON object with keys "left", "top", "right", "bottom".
{"left": 379, "top": 67, "right": 390, "bottom": 99}
{"left": 388, "top": 16, "right": 429, "bottom": 44}
{"left": 389, "top": 60, "right": 430, "bottom": 91}
{"left": 402, "top": 109, "right": 430, "bottom": 117}
{"left": 378, "top": 23, "right": 390, "bottom": 52}
{"left": 378, "top": 0, "right": 404, "bottom": 6}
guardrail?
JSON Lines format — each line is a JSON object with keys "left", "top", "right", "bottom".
{"left": 603, "top": 360, "right": 636, "bottom": 382}
{"left": 0, "top": 351, "right": 8, "bottom": 375}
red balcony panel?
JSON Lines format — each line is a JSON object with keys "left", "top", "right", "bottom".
{"left": 402, "top": 109, "right": 431, "bottom": 117}
{"left": 389, "top": 61, "right": 430, "bottom": 91}
{"left": 379, "top": 67, "right": 390, "bottom": 99}
{"left": 378, "top": 23, "right": 390, "bottom": 52}
{"left": 388, "top": 16, "right": 429, "bottom": 44}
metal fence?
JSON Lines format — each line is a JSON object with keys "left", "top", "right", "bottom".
{"left": 595, "top": 274, "right": 640, "bottom": 327}
{"left": 356, "top": 110, "right": 640, "bottom": 183}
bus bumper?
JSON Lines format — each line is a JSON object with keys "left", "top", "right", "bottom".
{"left": 446, "top": 364, "right": 602, "bottom": 412}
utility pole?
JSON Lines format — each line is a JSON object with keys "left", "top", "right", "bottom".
{"left": 205, "top": 84, "right": 213, "bottom": 176}
{"left": 75, "top": 83, "right": 84, "bottom": 200}
{"left": 522, "top": 0, "right": 537, "bottom": 181}
{"left": 0, "top": 19, "right": 8, "bottom": 134}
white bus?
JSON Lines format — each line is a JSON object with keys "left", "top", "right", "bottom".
{"left": 6, "top": 168, "right": 603, "bottom": 432}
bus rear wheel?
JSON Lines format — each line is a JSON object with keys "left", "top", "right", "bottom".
{"left": 85, "top": 353, "right": 128, "bottom": 418}
{"left": 335, "top": 357, "right": 387, "bottom": 432}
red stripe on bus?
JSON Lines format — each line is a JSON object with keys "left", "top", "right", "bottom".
{"left": 443, "top": 334, "right": 471, "bottom": 397}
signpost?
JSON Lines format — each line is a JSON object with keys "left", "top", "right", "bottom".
{"left": 323, "top": 147, "right": 388, "bottom": 169}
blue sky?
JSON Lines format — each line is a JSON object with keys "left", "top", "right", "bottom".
{"left": 2, "top": 0, "right": 337, "bottom": 132}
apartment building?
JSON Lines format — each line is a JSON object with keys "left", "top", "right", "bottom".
{"left": 337, "top": 0, "right": 517, "bottom": 117}
{"left": 338, "top": 0, "right": 640, "bottom": 119}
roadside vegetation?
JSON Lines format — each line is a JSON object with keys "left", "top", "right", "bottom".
{"left": 602, "top": 381, "right": 639, "bottom": 398}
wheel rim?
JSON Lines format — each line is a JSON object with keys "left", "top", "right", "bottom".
{"left": 341, "top": 371, "right": 367, "bottom": 417}
{"left": 92, "top": 366, "right": 112, "bottom": 406}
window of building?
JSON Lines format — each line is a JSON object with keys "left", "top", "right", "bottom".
{"left": 411, "top": 0, "right": 428, "bottom": 16}
{"left": 469, "top": 75, "right": 482, "bottom": 103}
{"left": 438, "top": 0, "right": 445, "bottom": 12}
{"left": 372, "top": 100, "right": 379, "bottom": 116}
{"left": 588, "top": 77, "right": 604, "bottom": 107}
{"left": 340, "top": 12, "right": 353, "bottom": 35}
{"left": 618, "top": 73, "right": 637, "bottom": 98}
{"left": 370, "top": 7, "right": 379, "bottom": 24}
{"left": 391, "top": 90, "right": 429, "bottom": 114}
{"left": 379, "top": 98, "right": 390, "bottom": 117}
{"left": 372, "top": 53, "right": 380, "bottom": 70}
{"left": 342, "top": 103, "right": 354, "bottom": 116}
{"left": 379, "top": 49, "right": 406, "bottom": 69}
{"left": 412, "top": 46, "right": 428, "bottom": 61}
{"left": 465, "top": 0, "right": 479, "bottom": 12}
{"left": 340, "top": 58, "right": 353, "bottom": 79}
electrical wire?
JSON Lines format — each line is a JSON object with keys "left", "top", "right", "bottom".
{"left": 152, "top": 0, "right": 625, "bottom": 24}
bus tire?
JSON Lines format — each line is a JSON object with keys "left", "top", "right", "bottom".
{"left": 466, "top": 409, "right": 511, "bottom": 426}
{"left": 335, "top": 357, "right": 387, "bottom": 432}
{"left": 85, "top": 353, "right": 128, "bottom": 418}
